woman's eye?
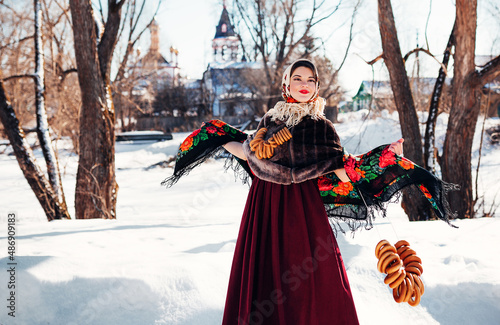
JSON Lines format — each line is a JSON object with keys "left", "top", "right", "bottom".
{"left": 308, "top": 79, "right": 315, "bottom": 83}
{"left": 293, "top": 78, "right": 301, "bottom": 81}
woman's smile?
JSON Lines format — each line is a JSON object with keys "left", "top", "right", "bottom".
{"left": 299, "top": 89, "right": 310, "bottom": 94}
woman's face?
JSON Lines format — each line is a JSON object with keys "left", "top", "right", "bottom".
{"left": 289, "top": 66, "right": 316, "bottom": 103}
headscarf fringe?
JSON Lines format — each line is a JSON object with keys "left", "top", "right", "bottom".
{"left": 267, "top": 97, "right": 326, "bottom": 128}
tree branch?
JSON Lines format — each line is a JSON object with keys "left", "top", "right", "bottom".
{"left": 114, "top": 0, "right": 161, "bottom": 83}
{"left": 310, "top": 0, "right": 342, "bottom": 27}
{"left": 53, "top": 0, "right": 73, "bottom": 26}
{"left": 98, "top": 0, "right": 123, "bottom": 83}
{"left": 403, "top": 47, "right": 448, "bottom": 75}
{"left": 474, "top": 55, "right": 500, "bottom": 87}
{"left": 60, "top": 68, "right": 78, "bottom": 84}
{"left": 365, "top": 53, "right": 384, "bottom": 65}
{"left": 0, "top": 35, "right": 34, "bottom": 51}
{"left": 2, "top": 74, "right": 36, "bottom": 83}
{"left": 335, "top": 0, "right": 360, "bottom": 72}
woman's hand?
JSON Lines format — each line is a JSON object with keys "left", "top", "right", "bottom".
{"left": 388, "top": 138, "right": 404, "bottom": 156}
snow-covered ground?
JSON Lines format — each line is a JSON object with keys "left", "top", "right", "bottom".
{"left": 0, "top": 111, "right": 499, "bottom": 325}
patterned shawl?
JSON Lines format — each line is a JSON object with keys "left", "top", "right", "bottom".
{"left": 162, "top": 120, "right": 459, "bottom": 233}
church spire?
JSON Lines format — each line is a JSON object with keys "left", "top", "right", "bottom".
{"left": 214, "top": 5, "right": 235, "bottom": 39}
{"left": 212, "top": 4, "right": 239, "bottom": 62}
{"left": 150, "top": 17, "right": 159, "bottom": 54}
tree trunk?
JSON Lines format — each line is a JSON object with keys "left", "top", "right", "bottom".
{"left": 34, "top": 0, "right": 68, "bottom": 212}
{"left": 442, "top": 0, "right": 478, "bottom": 218}
{"left": 377, "top": 0, "right": 431, "bottom": 221}
{"left": 0, "top": 80, "right": 70, "bottom": 221}
{"left": 70, "top": 0, "right": 121, "bottom": 219}
{"left": 424, "top": 22, "right": 455, "bottom": 172}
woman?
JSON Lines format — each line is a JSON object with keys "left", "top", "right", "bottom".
{"left": 164, "top": 59, "right": 454, "bottom": 324}
{"left": 220, "top": 59, "right": 403, "bottom": 324}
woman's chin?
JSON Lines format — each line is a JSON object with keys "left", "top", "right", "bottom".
{"left": 292, "top": 95, "right": 311, "bottom": 103}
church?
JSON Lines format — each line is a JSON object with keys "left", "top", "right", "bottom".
{"left": 202, "top": 3, "right": 261, "bottom": 117}
{"left": 135, "top": 3, "right": 261, "bottom": 132}
{"left": 136, "top": 18, "right": 180, "bottom": 91}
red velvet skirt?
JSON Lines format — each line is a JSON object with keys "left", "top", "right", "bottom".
{"left": 222, "top": 178, "right": 359, "bottom": 325}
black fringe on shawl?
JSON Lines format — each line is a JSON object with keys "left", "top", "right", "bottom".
{"left": 320, "top": 144, "right": 460, "bottom": 235}
{"left": 161, "top": 120, "right": 252, "bottom": 188}
{"left": 326, "top": 180, "right": 459, "bottom": 236}
{"left": 325, "top": 191, "right": 402, "bottom": 236}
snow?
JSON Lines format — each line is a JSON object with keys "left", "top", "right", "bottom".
{"left": 0, "top": 112, "right": 499, "bottom": 325}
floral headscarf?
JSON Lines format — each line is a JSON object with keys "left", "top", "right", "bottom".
{"left": 267, "top": 59, "right": 326, "bottom": 127}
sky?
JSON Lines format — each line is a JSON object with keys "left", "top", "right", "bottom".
{"left": 133, "top": 0, "right": 499, "bottom": 97}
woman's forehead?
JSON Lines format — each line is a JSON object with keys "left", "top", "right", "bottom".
{"left": 291, "top": 66, "right": 315, "bottom": 77}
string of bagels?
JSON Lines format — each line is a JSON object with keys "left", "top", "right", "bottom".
{"left": 249, "top": 127, "right": 293, "bottom": 160}
{"left": 375, "top": 239, "right": 425, "bottom": 306}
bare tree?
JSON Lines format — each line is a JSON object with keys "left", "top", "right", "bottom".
{"left": 42, "top": 0, "right": 81, "bottom": 152}
{"left": 233, "top": 0, "right": 341, "bottom": 110}
{"left": 423, "top": 22, "right": 455, "bottom": 172}
{"left": 442, "top": 0, "right": 500, "bottom": 218}
{"left": 70, "top": 0, "right": 125, "bottom": 219}
{"left": 376, "top": 0, "right": 500, "bottom": 220}
{"left": 34, "top": 0, "right": 68, "bottom": 213}
{"left": 113, "top": 0, "right": 161, "bottom": 84}
{"left": 0, "top": 79, "right": 70, "bottom": 220}
{"left": 314, "top": 55, "right": 344, "bottom": 106}
{"left": 377, "top": 0, "right": 431, "bottom": 221}
{"left": 112, "top": 0, "right": 162, "bottom": 132}
{"left": 0, "top": 3, "right": 36, "bottom": 129}
{"left": 0, "top": 0, "right": 71, "bottom": 221}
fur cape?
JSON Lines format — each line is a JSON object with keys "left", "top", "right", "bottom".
{"left": 243, "top": 114, "right": 344, "bottom": 185}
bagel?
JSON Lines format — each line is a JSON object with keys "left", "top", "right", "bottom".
{"left": 407, "top": 279, "right": 422, "bottom": 307}
{"left": 378, "top": 244, "right": 397, "bottom": 260}
{"left": 385, "top": 259, "right": 403, "bottom": 274}
{"left": 403, "top": 255, "right": 422, "bottom": 266}
{"left": 404, "top": 274, "right": 414, "bottom": 302}
{"left": 399, "top": 248, "right": 417, "bottom": 261}
{"left": 397, "top": 245, "right": 410, "bottom": 256}
{"left": 395, "top": 240, "right": 410, "bottom": 249}
{"left": 377, "top": 251, "right": 396, "bottom": 273}
{"left": 405, "top": 266, "right": 422, "bottom": 276}
{"left": 394, "top": 278, "right": 406, "bottom": 303}
{"left": 413, "top": 274, "right": 425, "bottom": 295}
{"left": 406, "top": 261, "right": 423, "bottom": 274}
{"left": 375, "top": 240, "right": 391, "bottom": 258}
{"left": 389, "top": 269, "right": 407, "bottom": 289}
{"left": 381, "top": 253, "right": 400, "bottom": 274}
{"left": 393, "top": 278, "right": 406, "bottom": 303}
{"left": 384, "top": 269, "right": 402, "bottom": 285}
{"left": 265, "top": 144, "right": 272, "bottom": 159}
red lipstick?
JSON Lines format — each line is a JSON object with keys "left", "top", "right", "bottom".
{"left": 299, "top": 90, "right": 309, "bottom": 94}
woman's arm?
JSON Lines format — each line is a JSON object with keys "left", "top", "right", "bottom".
{"left": 223, "top": 141, "right": 247, "bottom": 160}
